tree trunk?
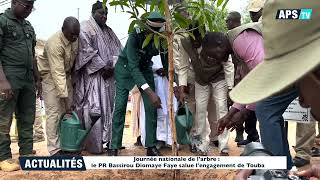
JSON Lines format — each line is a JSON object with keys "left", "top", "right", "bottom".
{"left": 163, "top": 1, "right": 180, "bottom": 180}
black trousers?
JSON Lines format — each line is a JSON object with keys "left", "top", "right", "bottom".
{"left": 236, "top": 111, "right": 259, "bottom": 141}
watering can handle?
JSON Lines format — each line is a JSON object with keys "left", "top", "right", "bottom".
{"left": 58, "top": 112, "right": 67, "bottom": 138}
{"left": 183, "top": 102, "right": 193, "bottom": 130}
{"left": 71, "top": 111, "right": 80, "bottom": 121}
{"left": 58, "top": 111, "right": 81, "bottom": 135}
{"left": 59, "top": 111, "right": 79, "bottom": 121}
{"left": 184, "top": 102, "right": 190, "bottom": 118}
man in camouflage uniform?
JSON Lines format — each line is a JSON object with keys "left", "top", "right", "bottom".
{"left": 0, "top": 0, "right": 40, "bottom": 172}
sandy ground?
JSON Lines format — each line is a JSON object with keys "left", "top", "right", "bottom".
{"left": 1, "top": 115, "right": 319, "bottom": 180}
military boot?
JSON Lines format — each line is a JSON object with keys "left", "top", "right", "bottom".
{"left": 235, "top": 131, "right": 244, "bottom": 142}
{"left": 0, "top": 159, "right": 20, "bottom": 172}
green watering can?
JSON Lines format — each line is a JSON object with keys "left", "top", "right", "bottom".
{"left": 59, "top": 112, "right": 90, "bottom": 152}
{"left": 175, "top": 104, "right": 193, "bottom": 145}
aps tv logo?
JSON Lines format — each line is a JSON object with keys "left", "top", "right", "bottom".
{"left": 276, "top": 9, "right": 313, "bottom": 20}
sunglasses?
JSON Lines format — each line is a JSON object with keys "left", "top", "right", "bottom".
{"left": 16, "top": 0, "right": 36, "bottom": 11}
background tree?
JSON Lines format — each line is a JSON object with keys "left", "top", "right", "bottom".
{"left": 239, "top": 0, "right": 251, "bottom": 24}
{"left": 242, "top": 11, "right": 252, "bottom": 24}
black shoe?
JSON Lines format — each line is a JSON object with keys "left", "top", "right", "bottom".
{"left": 237, "top": 139, "right": 251, "bottom": 146}
{"left": 200, "top": 151, "right": 208, "bottom": 156}
{"left": 220, "top": 151, "right": 229, "bottom": 156}
{"left": 146, "top": 147, "right": 162, "bottom": 156}
{"left": 189, "top": 144, "right": 197, "bottom": 153}
{"left": 235, "top": 133, "right": 244, "bottom": 143}
{"left": 156, "top": 141, "right": 165, "bottom": 150}
{"left": 134, "top": 136, "right": 142, "bottom": 146}
{"left": 293, "top": 157, "right": 310, "bottom": 167}
{"left": 237, "top": 139, "right": 259, "bottom": 147}
{"left": 108, "top": 149, "right": 118, "bottom": 156}
{"left": 51, "top": 150, "right": 64, "bottom": 157}
{"left": 210, "top": 140, "right": 219, "bottom": 147}
{"left": 62, "top": 151, "right": 82, "bottom": 156}
{"left": 312, "top": 147, "right": 320, "bottom": 157}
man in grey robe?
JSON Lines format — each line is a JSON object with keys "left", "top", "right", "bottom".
{"left": 74, "top": 1, "right": 122, "bottom": 154}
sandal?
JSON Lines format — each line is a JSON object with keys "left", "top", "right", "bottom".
{"left": 220, "top": 151, "right": 229, "bottom": 156}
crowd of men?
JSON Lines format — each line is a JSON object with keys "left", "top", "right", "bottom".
{"left": 0, "top": 0, "right": 320, "bottom": 179}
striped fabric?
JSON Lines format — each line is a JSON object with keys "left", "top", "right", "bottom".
{"left": 73, "top": 16, "right": 122, "bottom": 154}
